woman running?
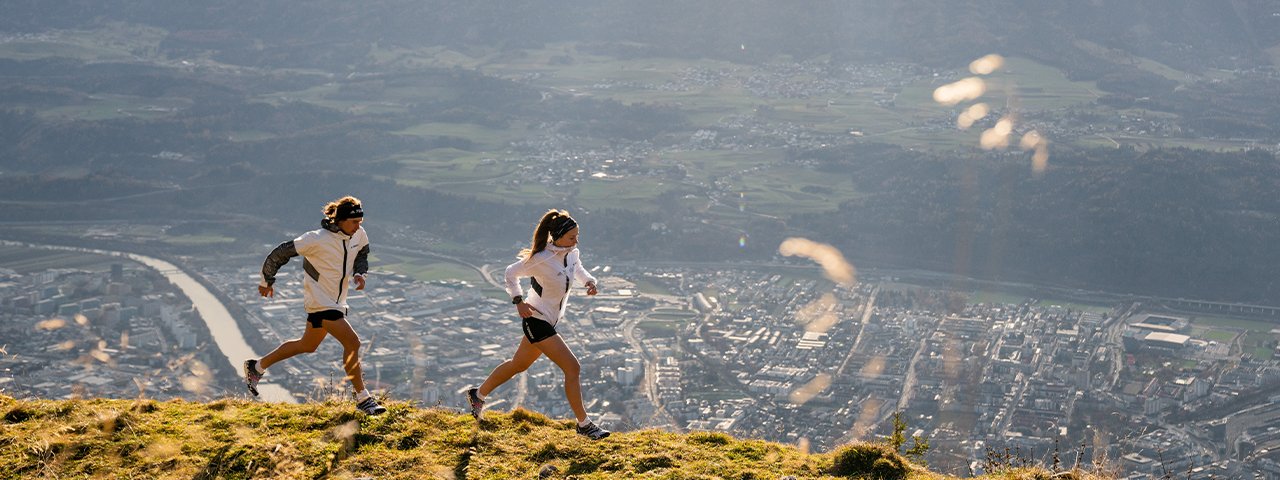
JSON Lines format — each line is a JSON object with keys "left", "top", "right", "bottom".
{"left": 468, "top": 209, "right": 609, "bottom": 440}
{"left": 243, "top": 195, "right": 385, "bottom": 415}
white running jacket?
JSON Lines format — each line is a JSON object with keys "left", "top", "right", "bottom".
{"left": 261, "top": 223, "right": 370, "bottom": 314}
{"left": 504, "top": 245, "right": 596, "bottom": 326}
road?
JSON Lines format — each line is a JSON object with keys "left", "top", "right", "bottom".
{"left": 837, "top": 284, "right": 880, "bottom": 376}
{"left": 620, "top": 312, "right": 680, "bottom": 429}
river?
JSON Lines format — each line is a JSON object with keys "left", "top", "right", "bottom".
{"left": 6, "top": 241, "right": 297, "bottom": 403}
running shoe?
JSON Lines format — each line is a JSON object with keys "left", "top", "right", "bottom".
{"left": 356, "top": 396, "right": 386, "bottom": 415}
{"left": 466, "top": 387, "right": 485, "bottom": 420}
{"left": 575, "top": 421, "right": 610, "bottom": 440}
{"left": 243, "top": 359, "right": 262, "bottom": 397}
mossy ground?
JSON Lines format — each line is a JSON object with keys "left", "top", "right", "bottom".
{"left": 0, "top": 395, "right": 1111, "bottom": 479}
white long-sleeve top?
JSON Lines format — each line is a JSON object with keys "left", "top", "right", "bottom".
{"left": 261, "top": 224, "right": 370, "bottom": 314}
{"left": 503, "top": 245, "right": 596, "bottom": 326}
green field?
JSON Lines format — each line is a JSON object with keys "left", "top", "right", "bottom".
{"left": 1190, "top": 315, "right": 1279, "bottom": 333}
{"left": 1202, "top": 330, "right": 1237, "bottom": 342}
{"left": 967, "top": 290, "right": 1116, "bottom": 313}
{"left": 971, "top": 290, "right": 1027, "bottom": 306}
{"left": 36, "top": 94, "right": 191, "bottom": 121}
{"left": 638, "top": 319, "right": 682, "bottom": 336}
{"left": 649, "top": 310, "right": 697, "bottom": 320}
{"left": 0, "top": 245, "right": 124, "bottom": 273}
{"left": 1243, "top": 332, "right": 1277, "bottom": 361}
{"left": 369, "top": 252, "right": 484, "bottom": 284}
{"left": 0, "top": 23, "right": 167, "bottom": 62}
{"left": 1038, "top": 299, "right": 1114, "bottom": 314}
{"left": 626, "top": 276, "right": 676, "bottom": 296}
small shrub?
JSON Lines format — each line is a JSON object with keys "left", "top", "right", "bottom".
{"left": 827, "top": 442, "right": 909, "bottom": 480}
{"left": 688, "top": 431, "right": 731, "bottom": 446}
{"left": 564, "top": 455, "right": 605, "bottom": 475}
{"left": 130, "top": 400, "right": 158, "bottom": 413}
{"left": 509, "top": 408, "right": 551, "bottom": 426}
{"left": 393, "top": 433, "right": 420, "bottom": 450}
{"left": 529, "top": 441, "right": 587, "bottom": 463}
{"left": 4, "top": 406, "right": 33, "bottom": 423}
{"left": 634, "top": 454, "right": 675, "bottom": 473}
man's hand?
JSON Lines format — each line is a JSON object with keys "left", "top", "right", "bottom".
{"left": 258, "top": 285, "right": 274, "bottom": 298}
{"left": 585, "top": 281, "right": 598, "bottom": 296}
{"left": 353, "top": 274, "right": 367, "bottom": 291}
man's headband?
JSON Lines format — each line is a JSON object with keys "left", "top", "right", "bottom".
{"left": 335, "top": 204, "right": 364, "bottom": 221}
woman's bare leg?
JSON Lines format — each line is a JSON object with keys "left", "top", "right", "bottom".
{"left": 479, "top": 337, "right": 542, "bottom": 397}
{"left": 532, "top": 334, "right": 586, "bottom": 423}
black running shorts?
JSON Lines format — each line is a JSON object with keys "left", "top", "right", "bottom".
{"left": 307, "top": 309, "right": 346, "bottom": 328}
{"left": 521, "top": 317, "right": 558, "bottom": 343}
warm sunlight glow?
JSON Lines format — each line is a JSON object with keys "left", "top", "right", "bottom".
{"left": 778, "top": 238, "right": 856, "bottom": 286}
{"left": 138, "top": 439, "right": 182, "bottom": 462}
{"left": 36, "top": 318, "right": 66, "bottom": 331}
{"left": 980, "top": 117, "right": 1014, "bottom": 149}
{"left": 850, "top": 397, "right": 884, "bottom": 440}
{"left": 932, "top": 77, "right": 987, "bottom": 106}
{"left": 1020, "top": 130, "right": 1050, "bottom": 175}
{"left": 180, "top": 359, "right": 212, "bottom": 395}
{"left": 956, "top": 102, "right": 990, "bottom": 129}
{"left": 788, "top": 373, "right": 832, "bottom": 405}
{"left": 969, "top": 54, "right": 1005, "bottom": 75}
{"left": 861, "top": 355, "right": 885, "bottom": 377}
{"left": 795, "top": 293, "right": 841, "bottom": 334}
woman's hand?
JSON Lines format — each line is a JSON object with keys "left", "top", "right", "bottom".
{"left": 516, "top": 301, "right": 542, "bottom": 318}
{"left": 258, "top": 285, "right": 274, "bottom": 298}
{"left": 585, "top": 281, "right": 598, "bottom": 296}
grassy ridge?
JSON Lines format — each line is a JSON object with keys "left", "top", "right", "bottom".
{"left": 0, "top": 395, "right": 1111, "bottom": 479}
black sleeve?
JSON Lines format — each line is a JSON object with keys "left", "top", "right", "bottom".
{"left": 261, "top": 240, "right": 298, "bottom": 286}
{"left": 354, "top": 244, "right": 370, "bottom": 275}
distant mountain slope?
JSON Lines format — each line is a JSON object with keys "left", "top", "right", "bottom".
{"left": 1, "top": 1, "right": 1275, "bottom": 71}
{"left": 794, "top": 144, "right": 1280, "bottom": 303}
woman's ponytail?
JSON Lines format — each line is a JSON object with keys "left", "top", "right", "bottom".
{"left": 518, "top": 209, "right": 568, "bottom": 259}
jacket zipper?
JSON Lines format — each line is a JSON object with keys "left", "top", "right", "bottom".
{"left": 560, "top": 254, "right": 569, "bottom": 311}
{"left": 339, "top": 238, "right": 348, "bottom": 301}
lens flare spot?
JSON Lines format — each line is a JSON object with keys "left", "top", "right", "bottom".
{"left": 861, "top": 355, "right": 886, "bottom": 377}
{"left": 933, "top": 77, "right": 986, "bottom": 106}
{"left": 788, "top": 374, "right": 832, "bottom": 405}
{"left": 980, "top": 118, "right": 1015, "bottom": 150}
{"left": 957, "top": 103, "right": 991, "bottom": 129}
{"left": 795, "top": 293, "right": 841, "bottom": 334}
{"left": 778, "top": 238, "right": 856, "bottom": 286}
{"left": 969, "top": 54, "right": 1005, "bottom": 75}
{"left": 1032, "top": 144, "right": 1050, "bottom": 176}
{"left": 36, "top": 318, "right": 67, "bottom": 331}
{"left": 850, "top": 397, "right": 885, "bottom": 440}
{"left": 1018, "top": 130, "right": 1050, "bottom": 175}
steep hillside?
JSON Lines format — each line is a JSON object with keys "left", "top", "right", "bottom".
{"left": 0, "top": 395, "right": 1109, "bottom": 479}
